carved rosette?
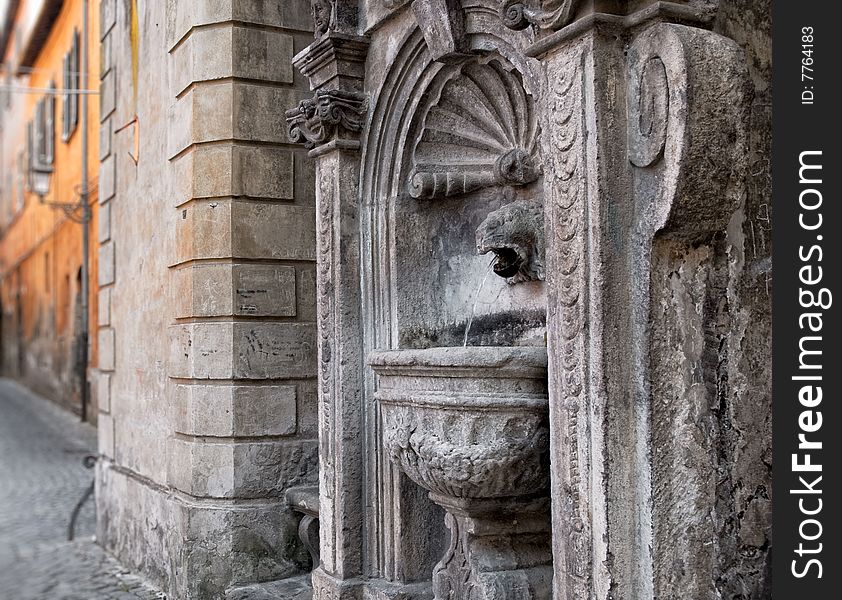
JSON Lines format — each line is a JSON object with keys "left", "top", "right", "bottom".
{"left": 286, "top": 90, "right": 367, "bottom": 150}
{"left": 408, "top": 58, "right": 541, "bottom": 199}
{"left": 500, "top": 0, "right": 581, "bottom": 31}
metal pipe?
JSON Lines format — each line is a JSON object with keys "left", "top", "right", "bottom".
{"left": 79, "top": 0, "right": 90, "bottom": 423}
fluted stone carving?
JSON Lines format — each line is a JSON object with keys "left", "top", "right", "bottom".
{"left": 408, "top": 58, "right": 541, "bottom": 199}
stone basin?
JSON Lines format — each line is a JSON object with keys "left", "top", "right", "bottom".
{"left": 369, "top": 346, "right": 550, "bottom": 499}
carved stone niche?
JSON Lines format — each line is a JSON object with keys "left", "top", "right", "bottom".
{"left": 394, "top": 54, "right": 546, "bottom": 348}
{"left": 369, "top": 46, "right": 551, "bottom": 599}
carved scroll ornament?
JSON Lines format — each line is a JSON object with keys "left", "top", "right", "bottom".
{"left": 286, "top": 90, "right": 367, "bottom": 150}
{"left": 500, "top": 0, "right": 581, "bottom": 31}
{"left": 408, "top": 58, "right": 541, "bottom": 199}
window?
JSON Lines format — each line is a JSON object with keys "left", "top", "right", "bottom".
{"left": 33, "top": 85, "right": 56, "bottom": 168}
{"left": 62, "top": 29, "right": 79, "bottom": 141}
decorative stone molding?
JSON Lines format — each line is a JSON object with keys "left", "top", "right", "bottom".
{"left": 408, "top": 58, "right": 541, "bottom": 199}
{"left": 286, "top": 90, "right": 367, "bottom": 150}
{"left": 542, "top": 43, "right": 592, "bottom": 599}
{"left": 477, "top": 197, "right": 545, "bottom": 284}
{"left": 500, "top": 0, "right": 581, "bottom": 31}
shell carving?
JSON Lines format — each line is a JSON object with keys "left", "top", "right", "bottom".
{"left": 409, "top": 59, "right": 541, "bottom": 199}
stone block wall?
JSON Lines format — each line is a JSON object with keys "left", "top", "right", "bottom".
{"left": 94, "top": 1, "right": 319, "bottom": 598}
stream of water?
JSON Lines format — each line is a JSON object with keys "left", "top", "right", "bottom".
{"left": 463, "top": 262, "right": 494, "bottom": 347}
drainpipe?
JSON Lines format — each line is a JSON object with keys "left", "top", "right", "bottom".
{"left": 79, "top": 0, "right": 89, "bottom": 422}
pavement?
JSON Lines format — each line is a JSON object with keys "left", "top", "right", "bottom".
{"left": 0, "top": 379, "right": 166, "bottom": 600}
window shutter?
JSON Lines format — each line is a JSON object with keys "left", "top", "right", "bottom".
{"left": 70, "top": 29, "right": 79, "bottom": 132}
{"left": 23, "top": 123, "right": 31, "bottom": 194}
{"left": 35, "top": 99, "right": 45, "bottom": 166}
{"left": 45, "top": 83, "right": 55, "bottom": 164}
{"left": 62, "top": 53, "right": 69, "bottom": 141}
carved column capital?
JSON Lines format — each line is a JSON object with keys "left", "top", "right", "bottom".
{"left": 288, "top": 31, "right": 370, "bottom": 153}
{"left": 286, "top": 89, "right": 368, "bottom": 152}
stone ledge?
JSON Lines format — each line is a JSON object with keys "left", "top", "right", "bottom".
{"left": 171, "top": 143, "right": 298, "bottom": 205}
{"left": 174, "top": 199, "right": 316, "bottom": 264}
{"left": 173, "top": 383, "right": 298, "bottom": 437}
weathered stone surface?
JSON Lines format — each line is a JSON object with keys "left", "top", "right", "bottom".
{"left": 98, "top": 201, "right": 111, "bottom": 243}
{"left": 173, "top": 263, "right": 297, "bottom": 318}
{"left": 227, "top": 574, "right": 314, "bottom": 600}
{"left": 97, "top": 461, "right": 310, "bottom": 599}
{"left": 169, "top": 322, "right": 317, "bottom": 380}
{"left": 98, "top": 287, "right": 111, "bottom": 326}
{"left": 170, "top": 25, "right": 294, "bottom": 96}
{"left": 175, "top": 199, "right": 316, "bottom": 263}
{"left": 100, "top": 70, "right": 117, "bottom": 122}
{"left": 167, "top": 438, "right": 318, "bottom": 498}
{"left": 96, "top": 4, "right": 320, "bottom": 598}
{"left": 371, "top": 346, "right": 551, "bottom": 599}
{"left": 99, "top": 116, "right": 112, "bottom": 159}
{"left": 171, "top": 144, "right": 297, "bottom": 205}
{"left": 87, "top": 1, "right": 771, "bottom": 599}
{"left": 97, "top": 370, "right": 112, "bottom": 414}
{"left": 173, "top": 384, "right": 298, "bottom": 438}
{"left": 97, "top": 328, "right": 115, "bottom": 371}
{"left": 167, "top": 0, "right": 314, "bottom": 50}
{"left": 99, "top": 154, "right": 115, "bottom": 203}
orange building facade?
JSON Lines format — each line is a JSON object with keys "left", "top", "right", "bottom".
{"left": 0, "top": 0, "right": 99, "bottom": 419}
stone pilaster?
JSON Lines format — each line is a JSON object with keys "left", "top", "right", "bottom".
{"left": 287, "top": 16, "right": 370, "bottom": 599}
{"left": 511, "top": 2, "right": 753, "bottom": 598}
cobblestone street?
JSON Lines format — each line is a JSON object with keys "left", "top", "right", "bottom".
{"left": 0, "top": 380, "right": 165, "bottom": 600}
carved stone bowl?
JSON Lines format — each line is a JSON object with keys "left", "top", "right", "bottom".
{"left": 369, "top": 346, "right": 550, "bottom": 499}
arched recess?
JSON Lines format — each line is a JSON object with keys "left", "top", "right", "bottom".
{"left": 355, "top": 5, "right": 546, "bottom": 585}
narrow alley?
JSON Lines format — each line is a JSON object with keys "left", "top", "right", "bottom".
{"left": 0, "top": 379, "right": 163, "bottom": 599}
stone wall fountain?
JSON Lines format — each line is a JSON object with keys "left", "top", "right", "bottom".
{"left": 287, "top": 1, "right": 764, "bottom": 598}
